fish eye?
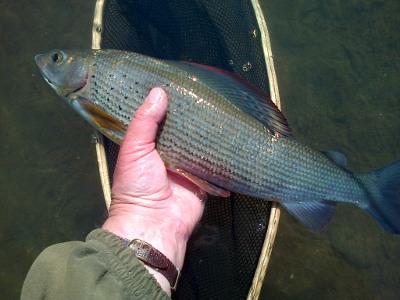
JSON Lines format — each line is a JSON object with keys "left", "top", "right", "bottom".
{"left": 51, "top": 51, "right": 63, "bottom": 64}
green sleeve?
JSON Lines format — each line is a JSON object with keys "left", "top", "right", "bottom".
{"left": 21, "top": 229, "right": 171, "bottom": 300}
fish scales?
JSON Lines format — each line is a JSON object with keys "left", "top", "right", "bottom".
{"left": 86, "top": 50, "right": 362, "bottom": 201}
{"left": 35, "top": 49, "right": 400, "bottom": 234}
{"left": 91, "top": 52, "right": 265, "bottom": 186}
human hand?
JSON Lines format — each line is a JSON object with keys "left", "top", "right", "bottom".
{"left": 102, "top": 87, "right": 205, "bottom": 293}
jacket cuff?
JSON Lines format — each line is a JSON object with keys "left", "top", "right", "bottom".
{"left": 86, "top": 228, "right": 170, "bottom": 299}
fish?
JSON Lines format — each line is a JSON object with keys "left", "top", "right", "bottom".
{"left": 35, "top": 49, "right": 400, "bottom": 235}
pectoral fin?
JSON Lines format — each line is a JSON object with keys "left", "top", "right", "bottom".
{"left": 80, "top": 101, "right": 126, "bottom": 132}
{"left": 281, "top": 201, "right": 336, "bottom": 232}
{"left": 71, "top": 97, "right": 126, "bottom": 144}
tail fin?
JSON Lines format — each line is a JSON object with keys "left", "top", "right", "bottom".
{"left": 361, "top": 160, "right": 400, "bottom": 235}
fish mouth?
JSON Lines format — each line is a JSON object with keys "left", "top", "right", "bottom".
{"left": 34, "top": 54, "right": 46, "bottom": 68}
{"left": 42, "top": 75, "right": 57, "bottom": 89}
{"left": 35, "top": 54, "right": 57, "bottom": 88}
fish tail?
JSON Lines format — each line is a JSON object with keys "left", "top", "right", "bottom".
{"left": 360, "top": 160, "right": 400, "bottom": 235}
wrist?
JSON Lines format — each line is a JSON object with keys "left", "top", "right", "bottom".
{"left": 102, "top": 204, "right": 190, "bottom": 269}
{"left": 102, "top": 208, "right": 188, "bottom": 296}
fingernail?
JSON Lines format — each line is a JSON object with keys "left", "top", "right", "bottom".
{"left": 145, "top": 88, "right": 163, "bottom": 105}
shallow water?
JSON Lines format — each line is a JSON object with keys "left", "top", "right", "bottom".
{"left": 0, "top": 1, "right": 104, "bottom": 298}
{"left": 261, "top": 1, "right": 400, "bottom": 299}
{"left": 0, "top": 0, "right": 399, "bottom": 299}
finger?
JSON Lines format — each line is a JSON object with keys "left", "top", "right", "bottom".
{"left": 119, "top": 87, "right": 168, "bottom": 157}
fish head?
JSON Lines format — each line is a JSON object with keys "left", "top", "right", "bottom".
{"left": 35, "top": 49, "right": 89, "bottom": 99}
{"left": 35, "top": 49, "right": 126, "bottom": 144}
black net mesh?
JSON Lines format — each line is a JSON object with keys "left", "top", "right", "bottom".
{"left": 100, "top": 1, "right": 273, "bottom": 298}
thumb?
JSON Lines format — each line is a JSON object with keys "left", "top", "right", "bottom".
{"left": 119, "top": 87, "right": 168, "bottom": 157}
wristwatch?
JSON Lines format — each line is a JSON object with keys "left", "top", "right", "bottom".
{"left": 125, "top": 239, "right": 181, "bottom": 290}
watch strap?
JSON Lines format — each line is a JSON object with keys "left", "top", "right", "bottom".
{"left": 127, "top": 239, "right": 180, "bottom": 290}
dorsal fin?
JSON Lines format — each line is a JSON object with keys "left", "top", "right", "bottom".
{"left": 167, "top": 61, "right": 292, "bottom": 137}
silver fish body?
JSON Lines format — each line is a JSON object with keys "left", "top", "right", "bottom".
{"left": 35, "top": 49, "right": 400, "bottom": 234}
